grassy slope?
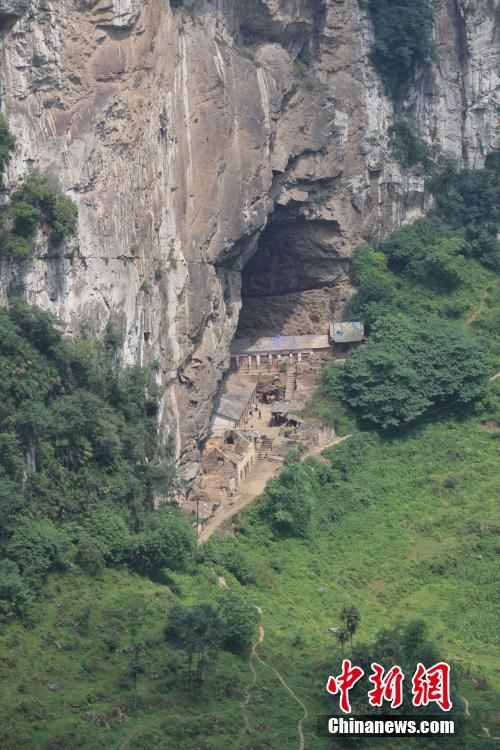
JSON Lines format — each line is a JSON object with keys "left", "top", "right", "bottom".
{"left": 0, "top": 263, "right": 499, "bottom": 750}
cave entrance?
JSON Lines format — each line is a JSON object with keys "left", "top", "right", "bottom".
{"left": 235, "top": 207, "right": 350, "bottom": 339}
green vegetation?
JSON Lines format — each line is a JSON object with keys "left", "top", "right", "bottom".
{"left": 0, "top": 301, "right": 194, "bottom": 619}
{"left": 0, "top": 402, "right": 498, "bottom": 748}
{"left": 261, "top": 449, "right": 314, "bottom": 535}
{"left": 0, "top": 114, "right": 16, "bottom": 182}
{"left": 293, "top": 59, "right": 315, "bottom": 91}
{"left": 0, "top": 168, "right": 78, "bottom": 260}
{"left": 326, "top": 314, "right": 489, "bottom": 428}
{"left": 330, "top": 157, "right": 500, "bottom": 428}
{"left": 0, "top": 116, "right": 77, "bottom": 261}
{"left": 427, "top": 158, "right": 500, "bottom": 269}
{"left": 0, "top": 150, "right": 499, "bottom": 748}
{"left": 388, "top": 121, "right": 433, "bottom": 168}
{"left": 164, "top": 592, "right": 258, "bottom": 693}
{"left": 367, "top": 0, "right": 435, "bottom": 101}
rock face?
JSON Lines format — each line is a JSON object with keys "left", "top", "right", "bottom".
{"left": 0, "top": 0, "right": 498, "bottom": 478}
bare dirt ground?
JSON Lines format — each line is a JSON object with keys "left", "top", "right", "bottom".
{"left": 198, "top": 403, "right": 284, "bottom": 543}
{"left": 198, "top": 400, "right": 351, "bottom": 543}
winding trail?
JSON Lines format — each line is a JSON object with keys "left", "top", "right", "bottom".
{"left": 235, "top": 606, "right": 265, "bottom": 747}
{"left": 237, "top": 605, "right": 309, "bottom": 750}
{"left": 459, "top": 695, "right": 500, "bottom": 741}
{"left": 253, "top": 644, "right": 309, "bottom": 750}
{"left": 464, "top": 291, "right": 489, "bottom": 326}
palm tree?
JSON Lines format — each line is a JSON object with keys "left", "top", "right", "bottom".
{"left": 341, "top": 605, "right": 361, "bottom": 649}
{"left": 336, "top": 628, "right": 349, "bottom": 659}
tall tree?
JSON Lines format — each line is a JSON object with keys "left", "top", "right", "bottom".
{"left": 341, "top": 605, "right": 361, "bottom": 649}
{"left": 336, "top": 629, "right": 349, "bottom": 659}
{"left": 165, "top": 603, "right": 225, "bottom": 694}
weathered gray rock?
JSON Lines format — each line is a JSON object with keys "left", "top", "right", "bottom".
{"left": 0, "top": 0, "right": 498, "bottom": 478}
{"left": 0, "top": 0, "right": 29, "bottom": 18}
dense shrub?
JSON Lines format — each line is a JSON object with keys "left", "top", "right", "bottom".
{"left": 0, "top": 302, "right": 187, "bottom": 616}
{"left": 217, "top": 590, "right": 259, "bottom": 652}
{"left": 130, "top": 508, "right": 196, "bottom": 572}
{"left": 0, "top": 119, "right": 78, "bottom": 262}
{"left": 336, "top": 314, "right": 489, "bottom": 428}
{"left": 427, "top": 154, "right": 500, "bottom": 269}
{"left": 0, "top": 114, "right": 15, "bottom": 183}
{"left": 201, "top": 538, "right": 257, "bottom": 585}
{"left": 339, "top": 620, "right": 462, "bottom": 716}
{"left": 347, "top": 242, "right": 399, "bottom": 328}
{"left": 367, "top": 0, "right": 435, "bottom": 101}
{"left": 262, "top": 451, "right": 314, "bottom": 536}
{"left": 7, "top": 519, "right": 74, "bottom": 590}
{"left": 388, "top": 121, "right": 433, "bottom": 168}
{"left": 0, "top": 560, "right": 33, "bottom": 621}
{"left": 379, "top": 217, "right": 468, "bottom": 289}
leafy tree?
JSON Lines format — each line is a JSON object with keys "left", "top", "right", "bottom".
{"left": 50, "top": 194, "right": 78, "bottom": 241}
{"left": 378, "top": 217, "right": 460, "bottom": 272}
{"left": 367, "top": 0, "right": 435, "bottom": 101}
{"left": 130, "top": 507, "right": 196, "bottom": 572}
{"left": 262, "top": 452, "right": 314, "bottom": 536}
{"left": 351, "top": 242, "right": 388, "bottom": 281}
{"left": 379, "top": 221, "right": 469, "bottom": 290}
{"left": 82, "top": 508, "right": 131, "bottom": 564}
{"left": 11, "top": 200, "right": 41, "bottom": 238}
{"left": 388, "top": 121, "right": 433, "bottom": 168}
{"left": 0, "top": 560, "right": 33, "bottom": 621}
{"left": 165, "top": 603, "right": 225, "bottom": 694}
{"left": 341, "top": 605, "right": 361, "bottom": 648}
{"left": 0, "top": 166, "right": 78, "bottom": 261}
{"left": 347, "top": 243, "right": 398, "bottom": 328}
{"left": 0, "top": 301, "right": 182, "bottom": 615}
{"left": 338, "top": 620, "right": 462, "bottom": 717}
{"left": 337, "top": 314, "right": 489, "bottom": 428}
{"left": 125, "top": 597, "right": 148, "bottom": 705}
{"left": 427, "top": 154, "right": 500, "bottom": 269}
{"left": 217, "top": 591, "right": 259, "bottom": 652}
{"left": 336, "top": 628, "right": 349, "bottom": 658}
{"left": 6, "top": 519, "right": 74, "bottom": 590}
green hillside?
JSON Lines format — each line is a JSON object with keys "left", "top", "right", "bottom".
{"left": 0, "top": 150, "right": 499, "bottom": 748}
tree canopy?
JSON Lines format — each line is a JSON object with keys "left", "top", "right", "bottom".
{"left": 367, "top": 0, "right": 435, "bottom": 101}
{"left": 334, "top": 314, "right": 489, "bottom": 428}
{"left": 0, "top": 301, "right": 193, "bottom": 620}
{"left": 262, "top": 451, "right": 314, "bottom": 536}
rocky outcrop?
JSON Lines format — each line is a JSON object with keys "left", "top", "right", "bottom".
{"left": 0, "top": 0, "right": 28, "bottom": 18}
{"left": 0, "top": 0, "right": 498, "bottom": 479}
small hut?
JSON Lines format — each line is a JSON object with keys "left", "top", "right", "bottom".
{"left": 328, "top": 321, "right": 364, "bottom": 354}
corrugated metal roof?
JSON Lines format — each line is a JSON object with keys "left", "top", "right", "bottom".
{"left": 213, "top": 376, "right": 256, "bottom": 422}
{"left": 231, "top": 334, "right": 330, "bottom": 355}
{"left": 329, "top": 321, "right": 364, "bottom": 342}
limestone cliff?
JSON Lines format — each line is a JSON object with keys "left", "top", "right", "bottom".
{"left": 0, "top": 0, "right": 498, "bottom": 478}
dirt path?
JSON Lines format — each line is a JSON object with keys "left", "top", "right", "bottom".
{"left": 482, "top": 726, "right": 500, "bottom": 740}
{"left": 237, "top": 605, "right": 309, "bottom": 750}
{"left": 199, "top": 425, "right": 352, "bottom": 544}
{"left": 304, "top": 434, "right": 351, "bottom": 461}
{"left": 252, "top": 610, "right": 309, "bottom": 750}
{"left": 459, "top": 695, "right": 500, "bottom": 740}
{"left": 464, "top": 291, "right": 489, "bottom": 326}
{"left": 235, "top": 606, "right": 265, "bottom": 747}
{"left": 460, "top": 695, "right": 471, "bottom": 717}
{"left": 198, "top": 456, "right": 284, "bottom": 543}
